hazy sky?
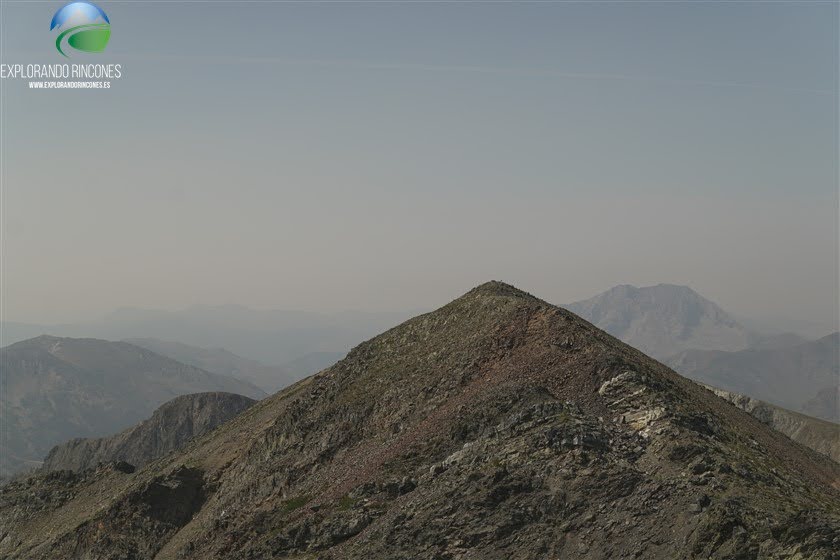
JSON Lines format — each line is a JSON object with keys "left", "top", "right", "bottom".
{"left": 0, "top": 1, "right": 837, "bottom": 328}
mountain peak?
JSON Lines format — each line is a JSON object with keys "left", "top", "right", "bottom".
{"left": 603, "top": 283, "right": 701, "bottom": 298}
{"left": 465, "top": 281, "right": 540, "bottom": 300}
{"left": 2, "top": 285, "right": 839, "bottom": 559}
{"left": 649, "top": 283, "right": 705, "bottom": 296}
{"left": 12, "top": 333, "right": 61, "bottom": 346}
{"left": 566, "top": 283, "right": 750, "bottom": 359}
{"left": 652, "top": 282, "right": 694, "bottom": 290}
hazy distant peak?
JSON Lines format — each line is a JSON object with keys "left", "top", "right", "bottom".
{"left": 9, "top": 334, "right": 112, "bottom": 354}
{"left": 1, "top": 305, "right": 418, "bottom": 370}
{"left": 651, "top": 283, "right": 699, "bottom": 291}
{"left": 818, "top": 331, "right": 840, "bottom": 344}
{"left": 565, "top": 283, "right": 751, "bottom": 360}
{"left": 123, "top": 337, "right": 296, "bottom": 393}
{"left": 603, "top": 283, "right": 640, "bottom": 294}
{"left": 668, "top": 334, "right": 839, "bottom": 422}
{"left": 126, "top": 337, "right": 246, "bottom": 359}
{"left": 601, "top": 283, "right": 709, "bottom": 300}
{"left": 12, "top": 333, "right": 64, "bottom": 345}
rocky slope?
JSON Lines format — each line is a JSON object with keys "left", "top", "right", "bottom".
{"left": 703, "top": 386, "right": 839, "bottom": 463}
{"left": 565, "top": 284, "right": 753, "bottom": 360}
{"left": 1, "top": 283, "right": 838, "bottom": 559}
{"left": 0, "top": 336, "right": 265, "bottom": 478}
{"left": 41, "top": 393, "right": 256, "bottom": 473}
{"left": 668, "top": 333, "right": 839, "bottom": 422}
{"left": 124, "top": 338, "right": 296, "bottom": 393}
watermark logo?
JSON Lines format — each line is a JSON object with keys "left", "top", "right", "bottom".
{"left": 0, "top": 1, "right": 122, "bottom": 89}
{"left": 50, "top": 2, "right": 111, "bottom": 57}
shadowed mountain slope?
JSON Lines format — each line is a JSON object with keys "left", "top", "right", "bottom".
{"left": 1, "top": 283, "right": 838, "bottom": 559}
{"left": 0, "top": 336, "right": 265, "bottom": 478}
{"left": 41, "top": 392, "right": 256, "bottom": 473}
{"left": 668, "top": 333, "right": 839, "bottom": 422}
{"left": 804, "top": 386, "right": 839, "bottom": 424}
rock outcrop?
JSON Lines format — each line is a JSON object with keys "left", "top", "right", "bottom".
{"left": 704, "top": 385, "right": 839, "bottom": 463}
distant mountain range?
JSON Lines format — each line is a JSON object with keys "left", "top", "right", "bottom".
{"left": 566, "top": 284, "right": 838, "bottom": 424}
{"left": 0, "top": 305, "right": 414, "bottom": 368}
{"left": 703, "top": 385, "right": 839, "bottom": 462}
{"left": 668, "top": 334, "right": 839, "bottom": 422}
{"left": 3, "top": 282, "right": 838, "bottom": 559}
{"left": 41, "top": 392, "right": 256, "bottom": 473}
{"left": 803, "top": 386, "right": 838, "bottom": 422}
{"left": 124, "top": 338, "right": 298, "bottom": 393}
{"left": 0, "top": 336, "right": 265, "bottom": 478}
{"left": 123, "top": 338, "right": 345, "bottom": 391}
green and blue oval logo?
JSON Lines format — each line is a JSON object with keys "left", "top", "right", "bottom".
{"left": 50, "top": 2, "right": 110, "bottom": 57}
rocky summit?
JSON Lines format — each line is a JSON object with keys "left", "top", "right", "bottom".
{"left": 1, "top": 282, "right": 839, "bottom": 559}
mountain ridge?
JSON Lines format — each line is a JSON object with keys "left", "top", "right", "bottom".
{"left": 0, "top": 336, "right": 265, "bottom": 478}
{"left": 123, "top": 338, "right": 296, "bottom": 393}
{"left": 41, "top": 392, "right": 257, "bottom": 473}
{"left": 0, "top": 307, "right": 415, "bottom": 367}
{"left": 1, "top": 282, "right": 838, "bottom": 559}
{"left": 667, "top": 332, "right": 839, "bottom": 421}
